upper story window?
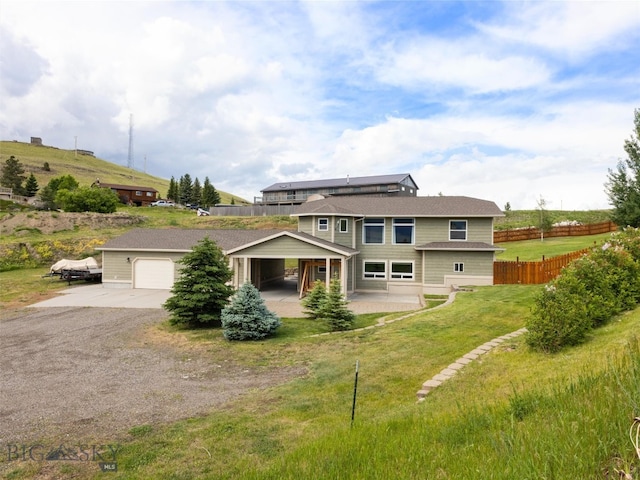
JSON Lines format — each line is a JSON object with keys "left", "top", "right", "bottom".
{"left": 338, "top": 218, "right": 348, "bottom": 233}
{"left": 318, "top": 218, "right": 329, "bottom": 231}
{"left": 363, "top": 218, "right": 385, "bottom": 244}
{"left": 393, "top": 218, "right": 414, "bottom": 244}
{"left": 450, "top": 220, "right": 467, "bottom": 241}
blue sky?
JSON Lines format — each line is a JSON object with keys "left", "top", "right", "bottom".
{"left": 1, "top": 1, "right": 639, "bottom": 209}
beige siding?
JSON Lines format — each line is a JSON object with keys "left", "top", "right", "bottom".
{"left": 234, "top": 236, "right": 345, "bottom": 258}
{"left": 354, "top": 218, "right": 423, "bottom": 291}
{"left": 102, "top": 250, "right": 186, "bottom": 286}
{"left": 423, "top": 251, "right": 494, "bottom": 284}
{"left": 415, "top": 217, "right": 494, "bottom": 243}
{"left": 298, "top": 217, "right": 314, "bottom": 235}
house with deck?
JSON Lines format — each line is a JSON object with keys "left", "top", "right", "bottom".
{"left": 94, "top": 180, "right": 158, "bottom": 206}
{"left": 255, "top": 173, "right": 418, "bottom": 205}
{"left": 97, "top": 195, "right": 504, "bottom": 296}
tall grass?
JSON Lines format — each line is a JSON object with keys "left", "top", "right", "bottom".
{"left": 247, "top": 334, "right": 640, "bottom": 479}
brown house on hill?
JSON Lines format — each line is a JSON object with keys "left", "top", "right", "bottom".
{"left": 94, "top": 180, "right": 158, "bottom": 206}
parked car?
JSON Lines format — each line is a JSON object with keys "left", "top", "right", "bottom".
{"left": 150, "top": 200, "right": 175, "bottom": 207}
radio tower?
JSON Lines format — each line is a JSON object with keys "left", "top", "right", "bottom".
{"left": 127, "top": 113, "right": 134, "bottom": 169}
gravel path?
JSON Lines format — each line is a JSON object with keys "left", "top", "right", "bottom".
{"left": 0, "top": 307, "right": 306, "bottom": 444}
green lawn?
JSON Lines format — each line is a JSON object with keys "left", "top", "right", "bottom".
{"left": 495, "top": 231, "right": 614, "bottom": 261}
{"left": 4, "top": 284, "right": 639, "bottom": 479}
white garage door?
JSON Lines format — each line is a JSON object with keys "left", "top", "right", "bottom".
{"left": 133, "top": 259, "right": 175, "bottom": 289}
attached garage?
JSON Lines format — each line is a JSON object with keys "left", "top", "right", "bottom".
{"left": 133, "top": 258, "right": 175, "bottom": 289}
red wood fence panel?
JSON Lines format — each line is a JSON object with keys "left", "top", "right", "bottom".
{"left": 493, "top": 248, "right": 592, "bottom": 285}
{"left": 494, "top": 221, "right": 617, "bottom": 243}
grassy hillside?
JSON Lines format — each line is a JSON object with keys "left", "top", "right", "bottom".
{"left": 0, "top": 140, "right": 247, "bottom": 204}
{"left": 495, "top": 208, "right": 611, "bottom": 230}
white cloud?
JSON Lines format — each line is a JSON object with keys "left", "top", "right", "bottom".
{"left": 478, "top": 1, "right": 640, "bottom": 60}
{"left": 0, "top": 1, "right": 638, "bottom": 210}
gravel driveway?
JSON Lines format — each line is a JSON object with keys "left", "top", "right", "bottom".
{"left": 0, "top": 307, "right": 306, "bottom": 445}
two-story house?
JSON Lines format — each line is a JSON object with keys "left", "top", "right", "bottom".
{"left": 97, "top": 195, "right": 504, "bottom": 296}
{"left": 255, "top": 173, "right": 418, "bottom": 205}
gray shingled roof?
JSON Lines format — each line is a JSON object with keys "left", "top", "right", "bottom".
{"left": 293, "top": 196, "right": 504, "bottom": 217}
{"left": 261, "top": 173, "right": 417, "bottom": 193}
{"left": 98, "top": 228, "right": 286, "bottom": 252}
{"left": 98, "top": 228, "right": 359, "bottom": 256}
{"left": 415, "top": 241, "right": 505, "bottom": 252}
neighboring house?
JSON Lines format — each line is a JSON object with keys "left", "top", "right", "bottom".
{"left": 97, "top": 195, "right": 504, "bottom": 296}
{"left": 255, "top": 173, "right": 418, "bottom": 205}
{"left": 94, "top": 180, "right": 158, "bottom": 206}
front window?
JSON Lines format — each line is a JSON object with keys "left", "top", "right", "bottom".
{"left": 146, "top": 191, "right": 154, "bottom": 197}
{"left": 318, "top": 218, "right": 329, "bottom": 231}
{"left": 363, "top": 261, "right": 386, "bottom": 279}
{"left": 391, "top": 262, "right": 414, "bottom": 280}
{"left": 450, "top": 220, "right": 467, "bottom": 240}
{"left": 135, "top": 190, "right": 142, "bottom": 196}
{"left": 393, "top": 218, "right": 414, "bottom": 244}
{"left": 363, "top": 218, "right": 385, "bottom": 244}
{"left": 338, "top": 218, "right": 348, "bottom": 233}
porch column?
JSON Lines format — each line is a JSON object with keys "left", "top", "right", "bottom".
{"left": 325, "top": 257, "right": 331, "bottom": 289}
{"left": 341, "top": 257, "right": 348, "bottom": 296}
{"left": 243, "top": 257, "right": 251, "bottom": 285}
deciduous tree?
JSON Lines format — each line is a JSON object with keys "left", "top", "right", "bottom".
{"left": 55, "top": 186, "right": 119, "bottom": 213}
{"left": 606, "top": 108, "right": 640, "bottom": 227}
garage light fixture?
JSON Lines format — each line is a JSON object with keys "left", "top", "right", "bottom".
{"left": 126, "top": 257, "right": 131, "bottom": 263}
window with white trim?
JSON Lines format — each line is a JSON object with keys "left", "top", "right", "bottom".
{"left": 363, "top": 218, "right": 385, "bottom": 244}
{"left": 450, "top": 220, "right": 467, "bottom": 240}
{"left": 338, "top": 218, "right": 348, "bottom": 233}
{"left": 393, "top": 218, "right": 414, "bottom": 244}
{"left": 146, "top": 191, "right": 154, "bottom": 197}
{"left": 454, "top": 262, "right": 464, "bottom": 272}
{"left": 363, "top": 261, "right": 386, "bottom": 279}
{"left": 318, "top": 218, "right": 329, "bottom": 231}
{"left": 135, "top": 191, "right": 142, "bottom": 196}
{"left": 391, "top": 262, "right": 414, "bottom": 280}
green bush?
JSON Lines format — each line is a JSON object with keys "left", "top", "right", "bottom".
{"left": 55, "top": 186, "right": 119, "bottom": 213}
{"left": 526, "top": 279, "right": 592, "bottom": 353}
{"left": 221, "top": 282, "right": 281, "bottom": 341}
{"left": 527, "top": 228, "right": 640, "bottom": 352}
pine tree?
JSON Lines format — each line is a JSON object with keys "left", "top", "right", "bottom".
{"left": 24, "top": 173, "right": 39, "bottom": 197}
{"left": 1, "top": 156, "right": 27, "bottom": 195}
{"left": 163, "top": 237, "right": 234, "bottom": 328}
{"left": 178, "top": 174, "right": 193, "bottom": 205}
{"left": 301, "top": 280, "right": 327, "bottom": 319}
{"left": 221, "top": 282, "right": 281, "bottom": 340}
{"left": 192, "top": 177, "right": 202, "bottom": 205}
{"left": 167, "top": 176, "right": 178, "bottom": 201}
{"left": 320, "top": 275, "right": 355, "bottom": 331}
{"left": 202, "top": 177, "right": 221, "bottom": 208}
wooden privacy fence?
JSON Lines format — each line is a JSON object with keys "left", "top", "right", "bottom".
{"left": 494, "top": 221, "right": 617, "bottom": 243}
{"left": 493, "top": 247, "right": 593, "bottom": 285}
